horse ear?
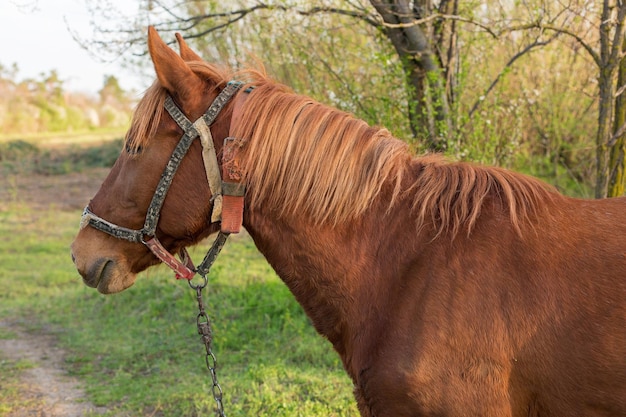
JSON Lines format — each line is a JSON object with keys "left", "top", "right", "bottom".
{"left": 147, "top": 26, "right": 203, "bottom": 99}
{"left": 175, "top": 33, "right": 204, "bottom": 62}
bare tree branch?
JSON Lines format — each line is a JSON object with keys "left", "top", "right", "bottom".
{"left": 498, "top": 21, "right": 600, "bottom": 67}
{"left": 154, "top": 2, "right": 381, "bottom": 38}
{"left": 317, "top": 56, "right": 377, "bottom": 119}
{"left": 379, "top": 13, "right": 498, "bottom": 38}
{"left": 609, "top": 2, "right": 626, "bottom": 66}
{"left": 468, "top": 32, "right": 561, "bottom": 119}
{"left": 609, "top": 120, "right": 626, "bottom": 146}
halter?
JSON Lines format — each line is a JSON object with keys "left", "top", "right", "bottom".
{"left": 80, "top": 81, "right": 246, "bottom": 280}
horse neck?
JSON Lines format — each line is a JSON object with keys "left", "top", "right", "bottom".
{"left": 242, "top": 175, "right": 422, "bottom": 376}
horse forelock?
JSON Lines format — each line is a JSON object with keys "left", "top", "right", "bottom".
{"left": 124, "top": 81, "right": 165, "bottom": 154}
{"left": 124, "top": 61, "right": 233, "bottom": 154}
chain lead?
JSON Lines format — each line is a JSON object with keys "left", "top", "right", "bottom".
{"left": 193, "top": 279, "right": 226, "bottom": 417}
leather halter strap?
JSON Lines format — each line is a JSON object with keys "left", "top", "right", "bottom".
{"left": 80, "top": 81, "right": 245, "bottom": 279}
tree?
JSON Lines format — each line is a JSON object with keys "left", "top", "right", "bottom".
{"left": 369, "top": 0, "right": 451, "bottom": 150}
{"left": 587, "top": 0, "right": 626, "bottom": 197}
{"left": 513, "top": 0, "right": 626, "bottom": 197}
{"left": 610, "top": 37, "right": 626, "bottom": 197}
{"left": 99, "top": 75, "right": 127, "bottom": 104}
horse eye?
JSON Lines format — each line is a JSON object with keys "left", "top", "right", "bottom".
{"left": 125, "top": 143, "right": 143, "bottom": 155}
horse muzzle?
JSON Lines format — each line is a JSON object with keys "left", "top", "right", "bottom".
{"left": 71, "top": 242, "right": 137, "bottom": 294}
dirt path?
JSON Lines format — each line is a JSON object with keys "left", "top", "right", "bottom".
{"left": 0, "top": 322, "right": 108, "bottom": 417}
{"left": 0, "top": 167, "right": 110, "bottom": 211}
{"left": 0, "top": 168, "right": 110, "bottom": 416}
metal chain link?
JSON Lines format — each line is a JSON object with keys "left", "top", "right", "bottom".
{"left": 190, "top": 277, "right": 226, "bottom": 417}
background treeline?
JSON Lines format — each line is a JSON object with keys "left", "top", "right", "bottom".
{"left": 0, "top": 63, "right": 134, "bottom": 135}
{"left": 82, "top": 0, "right": 608, "bottom": 197}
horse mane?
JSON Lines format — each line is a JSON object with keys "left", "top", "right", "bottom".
{"left": 230, "top": 74, "right": 410, "bottom": 226}
{"left": 230, "top": 72, "right": 558, "bottom": 235}
{"left": 410, "top": 154, "right": 557, "bottom": 236}
{"left": 126, "top": 60, "right": 558, "bottom": 236}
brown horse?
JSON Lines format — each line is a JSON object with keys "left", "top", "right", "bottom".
{"left": 71, "top": 28, "right": 626, "bottom": 416}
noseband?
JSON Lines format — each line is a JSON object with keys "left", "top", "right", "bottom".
{"left": 80, "top": 81, "right": 246, "bottom": 280}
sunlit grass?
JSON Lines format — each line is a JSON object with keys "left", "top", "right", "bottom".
{"left": 0, "top": 129, "right": 125, "bottom": 147}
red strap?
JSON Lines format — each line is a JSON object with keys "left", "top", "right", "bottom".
{"left": 221, "top": 194, "right": 244, "bottom": 234}
{"left": 221, "top": 138, "right": 245, "bottom": 234}
{"left": 144, "top": 237, "right": 195, "bottom": 280}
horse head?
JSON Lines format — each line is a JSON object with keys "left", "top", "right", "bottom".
{"left": 71, "top": 28, "right": 239, "bottom": 293}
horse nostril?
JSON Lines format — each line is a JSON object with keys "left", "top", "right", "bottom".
{"left": 70, "top": 252, "right": 76, "bottom": 264}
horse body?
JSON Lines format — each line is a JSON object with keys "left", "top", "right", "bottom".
{"left": 71, "top": 28, "right": 626, "bottom": 416}
{"left": 243, "top": 158, "right": 626, "bottom": 416}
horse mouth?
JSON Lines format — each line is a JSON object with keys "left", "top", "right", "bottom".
{"left": 82, "top": 258, "right": 135, "bottom": 294}
{"left": 80, "top": 258, "right": 109, "bottom": 289}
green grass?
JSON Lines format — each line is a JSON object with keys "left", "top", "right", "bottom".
{"left": 0, "top": 129, "right": 125, "bottom": 146}
{"left": 0, "top": 206, "right": 357, "bottom": 416}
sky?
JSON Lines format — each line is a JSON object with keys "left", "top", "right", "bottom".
{"left": 1, "top": 0, "right": 149, "bottom": 95}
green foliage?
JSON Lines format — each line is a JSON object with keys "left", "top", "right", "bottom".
{"left": 167, "top": 0, "right": 597, "bottom": 193}
{"left": 0, "top": 139, "right": 41, "bottom": 173}
{"left": 0, "top": 204, "right": 357, "bottom": 416}
{"left": 0, "top": 139, "right": 123, "bottom": 175}
{"left": 99, "top": 75, "right": 126, "bottom": 103}
{"left": 189, "top": 2, "right": 413, "bottom": 140}
{"left": 0, "top": 139, "right": 39, "bottom": 160}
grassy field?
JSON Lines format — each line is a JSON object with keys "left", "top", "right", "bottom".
{"left": 0, "top": 206, "right": 357, "bottom": 416}
{"left": 0, "top": 139, "right": 358, "bottom": 416}
{"left": 0, "top": 129, "right": 126, "bottom": 146}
